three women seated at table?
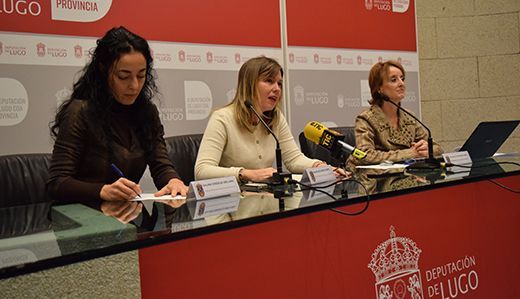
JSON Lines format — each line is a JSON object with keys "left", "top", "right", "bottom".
{"left": 46, "top": 26, "right": 440, "bottom": 203}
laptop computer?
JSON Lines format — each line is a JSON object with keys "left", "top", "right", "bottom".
{"left": 459, "top": 120, "right": 519, "bottom": 160}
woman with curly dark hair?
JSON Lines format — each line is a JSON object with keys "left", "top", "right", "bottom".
{"left": 47, "top": 26, "right": 187, "bottom": 202}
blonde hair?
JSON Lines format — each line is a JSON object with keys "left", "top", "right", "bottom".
{"left": 227, "top": 56, "right": 283, "bottom": 133}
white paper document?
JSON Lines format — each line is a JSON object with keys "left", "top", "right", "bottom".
{"left": 356, "top": 163, "right": 408, "bottom": 170}
{"left": 132, "top": 193, "right": 186, "bottom": 201}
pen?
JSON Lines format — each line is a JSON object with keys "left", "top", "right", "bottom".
{"left": 403, "top": 159, "right": 416, "bottom": 165}
{"left": 110, "top": 163, "right": 142, "bottom": 198}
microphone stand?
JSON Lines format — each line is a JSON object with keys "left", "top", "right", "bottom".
{"left": 382, "top": 96, "right": 442, "bottom": 172}
{"left": 245, "top": 101, "right": 293, "bottom": 210}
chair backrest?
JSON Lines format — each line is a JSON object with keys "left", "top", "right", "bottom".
{"left": 333, "top": 126, "right": 356, "bottom": 146}
{"left": 299, "top": 126, "right": 355, "bottom": 167}
{"left": 164, "top": 134, "right": 203, "bottom": 185}
{"left": 0, "top": 153, "right": 52, "bottom": 207}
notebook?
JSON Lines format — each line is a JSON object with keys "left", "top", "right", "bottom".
{"left": 459, "top": 120, "right": 519, "bottom": 160}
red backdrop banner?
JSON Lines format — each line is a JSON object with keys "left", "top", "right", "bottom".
{"left": 0, "top": 0, "right": 281, "bottom": 47}
{"left": 286, "top": 0, "right": 416, "bottom": 50}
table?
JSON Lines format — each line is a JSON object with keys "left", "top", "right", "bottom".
{"left": 1, "top": 158, "right": 519, "bottom": 298}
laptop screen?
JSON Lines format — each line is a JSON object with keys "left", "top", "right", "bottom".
{"left": 459, "top": 120, "right": 519, "bottom": 160}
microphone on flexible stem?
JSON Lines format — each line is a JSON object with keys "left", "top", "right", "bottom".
{"left": 303, "top": 121, "right": 367, "bottom": 164}
{"left": 380, "top": 93, "right": 441, "bottom": 171}
{"left": 245, "top": 100, "right": 283, "bottom": 174}
{"left": 245, "top": 100, "right": 293, "bottom": 204}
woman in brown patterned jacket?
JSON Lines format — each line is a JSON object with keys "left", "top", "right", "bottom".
{"left": 349, "top": 60, "right": 443, "bottom": 166}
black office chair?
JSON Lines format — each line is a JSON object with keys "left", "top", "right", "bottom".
{"left": 299, "top": 126, "right": 355, "bottom": 167}
{"left": 0, "top": 153, "right": 52, "bottom": 207}
{"left": 164, "top": 134, "right": 203, "bottom": 185}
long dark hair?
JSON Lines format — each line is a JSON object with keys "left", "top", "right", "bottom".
{"left": 50, "top": 26, "right": 159, "bottom": 152}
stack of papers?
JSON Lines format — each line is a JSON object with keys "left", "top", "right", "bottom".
{"left": 356, "top": 163, "right": 408, "bottom": 170}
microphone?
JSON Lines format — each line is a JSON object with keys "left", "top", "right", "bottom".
{"left": 244, "top": 100, "right": 293, "bottom": 200}
{"left": 245, "top": 100, "right": 283, "bottom": 174}
{"left": 303, "top": 121, "right": 367, "bottom": 161}
{"left": 380, "top": 93, "right": 441, "bottom": 171}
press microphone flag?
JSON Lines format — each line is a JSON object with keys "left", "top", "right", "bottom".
{"left": 303, "top": 121, "right": 367, "bottom": 160}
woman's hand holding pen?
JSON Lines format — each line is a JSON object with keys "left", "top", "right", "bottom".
{"left": 100, "top": 178, "right": 143, "bottom": 201}
{"left": 155, "top": 178, "right": 188, "bottom": 197}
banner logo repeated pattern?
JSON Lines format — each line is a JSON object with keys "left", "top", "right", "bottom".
{"left": 73, "top": 44, "right": 82, "bottom": 58}
{"left": 363, "top": 0, "right": 410, "bottom": 13}
{"left": 36, "top": 42, "right": 45, "bottom": 57}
